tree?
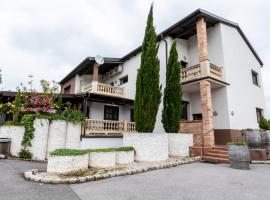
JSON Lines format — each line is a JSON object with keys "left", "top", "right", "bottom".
{"left": 134, "top": 4, "right": 161, "bottom": 132}
{"left": 259, "top": 116, "right": 270, "bottom": 130}
{"left": 162, "top": 41, "right": 182, "bottom": 133}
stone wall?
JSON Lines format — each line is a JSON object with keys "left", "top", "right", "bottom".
{"left": 180, "top": 120, "right": 203, "bottom": 147}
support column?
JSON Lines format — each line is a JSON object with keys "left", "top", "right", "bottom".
{"left": 196, "top": 17, "right": 215, "bottom": 148}
{"left": 200, "top": 80, "right": 215, "bottom": 147}
{"left": 92, "top": 63, "right": 99, "bottom": 82}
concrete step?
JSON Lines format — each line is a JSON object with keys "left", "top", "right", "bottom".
{"left": 203, "top": 156, "right": 229, "bottom": 164}
{"left": 207, "top": 149, "right": 228, "bottom": 155}
{"left": 213, "top": 146, "right": 228, "bottom": 151}
{"left": 204, "top": 152, "right": 228, "bottom": 159}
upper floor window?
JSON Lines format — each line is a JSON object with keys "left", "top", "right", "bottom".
{"left": 119, "top": 75, "right": 128, "bottom": 85}
{"left": 251, "top": 70, "right": 259, "bottom": 86}
{"left": 256, "top": 108, "right": 263, "bottom": 123}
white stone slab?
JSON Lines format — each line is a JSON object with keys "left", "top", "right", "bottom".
{"left": 115, "top": 151, "right": 134, "bottom": 164}
{"left": 66, "top": 122, "right": 81, "bottom": 149}
{"left": 89, "top": 152, "right": 116, "bottom": 168}
{"left": 168, "top": 133, "right": 193, "bottom": 157}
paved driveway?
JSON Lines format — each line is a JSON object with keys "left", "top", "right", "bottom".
{"left": 1, "top": 160, "right": 270, "bottom": 200}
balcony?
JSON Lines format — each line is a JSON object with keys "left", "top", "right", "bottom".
{"left": 181, "top": 63, "right": 224, "bottom": 83}
{"left": 81, "top": 82, "right": 124, "bottom": 97}
{"left": 84, "top": 119, "right": 136, "bottom": 136}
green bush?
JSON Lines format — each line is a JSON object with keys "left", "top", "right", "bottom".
{"left": 3, "top": 120, "right": 22, "bottom": 126}
{"left": 21, "top": 114, "right": 36, "bottom": 147}
{"left": 228, "top": 141, "right": 246, "bottom": 146}
{"left": 19, "top": 149, "right": 32, "bottom": 159}
{"left": 259, "top": 116, "right": 270, "bottom": 130}
{"left": 63, "top": 109, "right": 86, "bottom": 124}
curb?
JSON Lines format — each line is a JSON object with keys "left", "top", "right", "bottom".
{"left": 24, "top": 156, "right": 201, "bottom": 184}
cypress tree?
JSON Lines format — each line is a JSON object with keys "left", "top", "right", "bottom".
{"left": 134, "top": 5, "right": 161, "bottom": 133}
{"left": 162, "top": 41, "right": 182, "bottom": 133}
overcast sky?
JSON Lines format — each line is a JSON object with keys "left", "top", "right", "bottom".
{"left": 0, "top": 0, "right": 269, "bottom": 115}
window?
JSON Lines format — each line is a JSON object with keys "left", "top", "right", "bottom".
{"left": 119, "top": 75, "right": 128, "bottom": 85}
{"left": 104, "top": 105, "right": 119, "bottom": 121}
{"left": 193, "top": 113, "right": 202, "bottom": 120}
{"left": 181, "top": 101, "right": 189, "bottom": 120}
{"left": 256, "top": 108, "right": 263, "bottom": 123}
{"left": 130, "top": 109, "right": 134, "bottom": 122}
{"left": 110, "top": 82, "right": 114, "bottom": 86}
{"left": 63, "top": 85, "right": 71, "bottom": 94}
{"left": 252, "top": 70, "right": 259, "bottom": 86}
{"left": 180, "top": 60, "right": 188, "bottom": 68}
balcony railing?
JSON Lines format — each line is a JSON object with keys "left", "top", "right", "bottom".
{"left": 181, "top": 63, "right": 224, "bottom": 83}
{"left": 82, "top": 82, "right": 124, "bottom": 97}
{"left": 84, "top": 119, "right": 136, "bottom": 135}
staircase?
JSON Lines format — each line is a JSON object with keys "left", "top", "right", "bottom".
{"left": 203, "top": 146, "right": 229, "bottom": 164}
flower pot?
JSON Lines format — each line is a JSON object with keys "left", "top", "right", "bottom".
{"left": 65, "top": 122, "right": 81, "bottom": 149}
{"left": 123, "top": 133, "right": 168, "bottom": 161}
{"left": 47, "top": 154, "right": 89, "bottom": 174}
{"left": 47, "top": 120, "right": 67, "bottom": 157}
{"left": 29, "top": 118, "right": 49, "bottom": 160}
{"left": 89, "top": 152, "right": 116, "bottom": 168}
{"left": 228, "top": 144, "right": 250, "bottom": 170}
{"left": 168, "top": 133, "right": 193, "bottom": 157}
{"left": 116, "top": 150, "right": 134, "bottom": 164}
{"left": 0, "top": 126, "right": 24, "bottom": 157}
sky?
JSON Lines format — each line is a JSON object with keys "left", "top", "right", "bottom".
{"left": 0, "top": 0, "right": 270, "bottom": 115}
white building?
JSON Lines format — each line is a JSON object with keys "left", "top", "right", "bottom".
{"left": 60, "top": 9, "right": 265, "bottom": 147}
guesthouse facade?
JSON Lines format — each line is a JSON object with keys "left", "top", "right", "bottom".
{"left": 60, "top": 9, "right": 266, "bottom": 147}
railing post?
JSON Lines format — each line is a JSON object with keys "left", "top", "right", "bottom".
{"left": 123, "top": 120, "right": 128, "bottom": 132}
{"left": 200, "top": 60, "right": 210, "bottom": 78}
{"left": 92, "top": 81, "right": 98, "bottom": 92}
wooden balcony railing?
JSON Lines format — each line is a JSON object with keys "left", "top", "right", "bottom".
{"left": 181, "top": 63, "right": 224, "bottom": 83}
{"left": 84, "top": 119, "right": 136, "bottom": 135}
{"left": 82, "top": 82, "right": 124, "bottom": 97}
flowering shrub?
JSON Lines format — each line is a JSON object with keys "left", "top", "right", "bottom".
{"left": 0, "top": 102, "right": 14, "bottom": 115}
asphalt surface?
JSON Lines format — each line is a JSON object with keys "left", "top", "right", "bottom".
{"left": 1, "top": 160, "right": 270, "bottom": 200}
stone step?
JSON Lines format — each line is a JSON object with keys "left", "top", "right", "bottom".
{"left": 203, "top": 156, "right": 229, "bottom": 164}
{"left": 207, "top": 149, "right": 228, "bottom": 155}
{"left": 204, "top": 152, "right": 228, "bottom": 159}
{"left": 213, "top": 146, "right": 228, "bottom": 151}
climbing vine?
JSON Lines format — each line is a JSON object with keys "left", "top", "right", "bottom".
{"left": 19, "top": 114, "right": 36, "bottom": 159}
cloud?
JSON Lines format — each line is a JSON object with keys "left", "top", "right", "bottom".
{"left": 0, "top": 0, "right": 269, "bottom": 115}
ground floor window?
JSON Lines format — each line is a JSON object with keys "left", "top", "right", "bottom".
{"left": 256, "top": 108, "right": 263, "bottom": 122}
{"left": 181, "top": 101, "right": 189, "bottom": 120}
{"left": 104, "top": 105, "right": 119, "bottom": 121}
{"left": 193, "top": 113, "right": 202, "bottom": 120}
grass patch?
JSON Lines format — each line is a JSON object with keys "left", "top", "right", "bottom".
{"left": 50, "top": 147, "right": 135, "bottom": 156}
{"left": 50, "top": 149, "right": 88, "bottom": 156}
{"left": 228, "top": 141, "right": 246, "bottom": 146}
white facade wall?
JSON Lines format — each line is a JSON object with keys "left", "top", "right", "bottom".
{"left": 220, "top": 23, "right": 265, "bottom": 129}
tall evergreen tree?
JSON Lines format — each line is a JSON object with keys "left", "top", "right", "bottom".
{"left": 162, "top": 41, "right": 182, "bottom": 133}
{"left": 134, "top": 5, "right": 161, "bottom": 132}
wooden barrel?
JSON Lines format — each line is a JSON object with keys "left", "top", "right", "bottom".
{"left": 228, "top": 144, "right": 250, "bottom": 170}
{"left": 260, "top": 131, "right": 269, "bottom": 149}
{"left": 245, "top": 130, "right": 262, "bottom": 149}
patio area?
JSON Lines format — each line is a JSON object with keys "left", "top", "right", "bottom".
{"left": 1, "top": 160, "right": 270, "bottom": 200}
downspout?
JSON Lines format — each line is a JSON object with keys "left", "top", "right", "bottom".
{"left": 160, "top": 34, "right": 168, "bottom": 67}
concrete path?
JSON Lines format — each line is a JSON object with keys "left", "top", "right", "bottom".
{"left": 0, "top": 160, "right": 80, "bottom": 200}
{"left": 1, "top": 160, "right": 270, "bottom": 200}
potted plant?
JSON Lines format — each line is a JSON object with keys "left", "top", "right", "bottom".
{"left": 228, "top": 141, "right": 250, "bottom": 170}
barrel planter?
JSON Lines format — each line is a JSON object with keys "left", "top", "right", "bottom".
{"left": 123, "top": 133, "right": 168, "bottom": 162}
{"left": 65, "top": 122, "right": 81, "bottom": 149}
{"left": 228, "top": 144, "right": 250, "bottom": 170}
{"left": 46, "top": 120, "right": 67, "bottom": 157}
{"left": 168, "top": 133, "right": 193, "bottom": 157}
{"left": 265, "top": 131, "right": 270, "bottom": 159}
{"left": 245, "top": 130, "right": 262, "bottom": 149}
{"left": 115, "top": 150, "right": 134, "bottom": 164}
{"left": 89, "top": 152, "right": 116, "bottom": 168}
{"left": 0, "top": 126, "right": 24, "bottom": 157}
{"left": 47, "top": 154, "right": 89, "bottom": 174}
{"left": 29, "top": 118, "right": 49, "bottom": 160}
